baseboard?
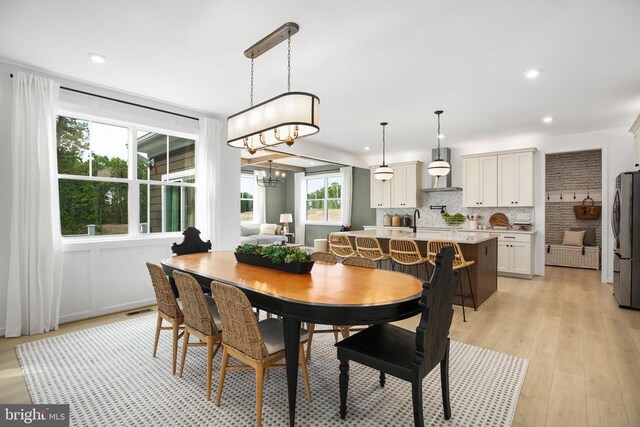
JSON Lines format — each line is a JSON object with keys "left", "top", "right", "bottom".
{"left": 59, "top": 299, "right": 156, "bottom": 325}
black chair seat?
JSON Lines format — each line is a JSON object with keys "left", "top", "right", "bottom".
{"left": 336, "top": 323, "right": 417, "bottom": 380}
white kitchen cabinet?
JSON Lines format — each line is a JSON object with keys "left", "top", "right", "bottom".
{"left": 462, "top": 156, "right": 497, "bottom": 207}
{"left": 391, "top": 163, "right": 420, "bottom": 208}
{"left": 370, "top": 168, "right": 391, "bottom": 208}
{"left": 496, "top": 233, "right": 534, "bottom": 278}
{"left": 497, "top": 151, "right": 534, "bottom": 207}
{"left": 370, "top": 161, "right": 421, "bottom": 209}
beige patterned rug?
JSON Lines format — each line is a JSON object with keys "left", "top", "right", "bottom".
{"left": 17, "top": 314, "right": 528, "bottom": 426}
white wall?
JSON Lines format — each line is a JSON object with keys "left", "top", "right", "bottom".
{"left": 0, "top": 60, "right": 237, "bottom": 335}
{"left": 364, "top": 128, "right": 634, "bottom": 282}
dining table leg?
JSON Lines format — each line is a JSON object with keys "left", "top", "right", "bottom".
{"left": 283, "top": 317, "right": 301, "bottom": 427}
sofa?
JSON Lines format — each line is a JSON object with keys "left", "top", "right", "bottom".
{"left": 240, "top": 223, "right": 285, "bottom": 245}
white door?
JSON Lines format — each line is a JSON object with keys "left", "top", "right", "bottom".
{"left": 497, "top": 242, "right": 510, "bottom": 272}
{"left": 463, "top": 157, "right": 481, "bottom": 207}
{"left": 498, "top": 154, "right": 516, "bottom": 206}
{"left": 515, "top": 152, "right": 534, "bottom": 206}
{"left": 510, "top": 243, "right": 531, "bottom": 274}
{"left": 480, "top": 156, "right": 498, "bottom": 207}
{"left": 391, "top": 165, "right": 407, "bottom": 208}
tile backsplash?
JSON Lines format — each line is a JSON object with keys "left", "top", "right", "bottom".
{"left": 374, "top": 191, "right": 534, "bottom": 228}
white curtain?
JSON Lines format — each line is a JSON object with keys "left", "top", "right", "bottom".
{"left": 196, "top": 117, "right": 241, "bottom": 251}
{"left": 5, "top": 72, "right": 62, "bottom": 337}
{"left": 252, "top": 171, "right": 266, "bottom": 224}
{"left": 294, "top": 172, "right": 306, "bottom": 245}
{"left": 340, "top": 166, "right": 353, "bottom": 226}
{"left": 195, "top": 117, "right": 219, "bottom": 241}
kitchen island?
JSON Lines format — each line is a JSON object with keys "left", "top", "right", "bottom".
{"left": 338, "top": 229, "right": 499, "bottom": 309}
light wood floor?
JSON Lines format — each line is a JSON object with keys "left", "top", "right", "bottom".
{"left": 1, "top": 267, "right": 639, "bottom": 426}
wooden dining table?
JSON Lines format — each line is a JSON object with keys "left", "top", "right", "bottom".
{"left": 161, "top": 252, "right": 424, "bottom": 426}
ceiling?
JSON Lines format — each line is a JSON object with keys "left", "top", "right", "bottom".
{"left": 240, "top": 150, "right": 335, "bottom": 170}
{"left": 1, "top": 0, "right": 639, "bottom": 158}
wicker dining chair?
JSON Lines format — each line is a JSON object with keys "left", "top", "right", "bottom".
{"left": 355, "top": 236, "right": 392, "bottom": 269}
{"left": 342, "top": 256, "right": 376, "bottom": 269}
{"left": 146, "top": 262, "right": 185, "bottom": 375}
{"left": 426, "top": 240, "right": 477, "bottom": 322}
{"left": 310, "top": 251, "right": 338, "bottom": 263}
{"left": 328, "top": 233, "right": 356, "bottom": 258}
{"left": 389, "top": 238, "right": 429, "bottom": 278}
{"left": 173, "top": 271, "right": 223, "bottom": 401}
{"left": 211, "top": 281, "right": 311, "bottom": 427}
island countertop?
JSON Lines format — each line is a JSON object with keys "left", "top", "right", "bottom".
{"left": 338, "top": 229, "right": 499, "bottom": 244}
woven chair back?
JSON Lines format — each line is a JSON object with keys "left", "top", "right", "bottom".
{"left": 146, "top": 262, "right": 183, "bottom": 319}
{"left": 342, "top": 256, "right": 376, "bottom": 269}
{"left": 355, "top": 236, "right": 385, "bottom": 261}
{"left": 328, "top": 233, "right": 355, "bottom": 258}
{"left": 416, "top": 245, "right": 456, "bottom": 373}
{"left": 310, "top": 252, "right": 338, "bottom": 264}
{"left": 426, "top": 240, "right": 466, "bottom": 268}
{"left": 173, "top": 271, "right": 219, "bottom": 337}
{"left": 211, "top": 281, "right": 268, "bottom": 361}
{"left": 389, "top": 238, "right": 423, "bottom": 265}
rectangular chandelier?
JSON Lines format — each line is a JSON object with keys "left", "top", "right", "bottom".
{"left": 227, "top": 91, "right": 319, "bottom": 152}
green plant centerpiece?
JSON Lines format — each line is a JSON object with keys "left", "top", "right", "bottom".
{"left": 234, "top": 244, "right": 314, "bottom": 274}
{"left": 441, "top": 212, "right": 466, "bottom": 231}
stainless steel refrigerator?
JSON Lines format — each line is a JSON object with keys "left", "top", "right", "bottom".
{"left": 612, "top": 171, "right": 640, "bottom": 309}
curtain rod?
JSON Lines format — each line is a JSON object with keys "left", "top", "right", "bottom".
{"left": 9, "top": 73, "right": 199, "bottom": 121}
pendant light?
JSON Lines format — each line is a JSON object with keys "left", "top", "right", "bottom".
{"left": 427, "top": 110, "right": 451, "bottom": 177}
{"left": 256, "top": 160, "right": 286, "bottom": 188}
{"left": 374, "top": 122, "right": 394, "bottom": 181}
{"left": 227, "top": 23, "right": 320, "bottom": 155}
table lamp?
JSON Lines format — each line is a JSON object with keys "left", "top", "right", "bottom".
{"left": 280, "top": 213, "right": 293, "bottom": 234}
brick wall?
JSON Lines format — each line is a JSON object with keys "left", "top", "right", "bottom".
{"left": 545, "top": 150, "right": 602, "bottom": 246}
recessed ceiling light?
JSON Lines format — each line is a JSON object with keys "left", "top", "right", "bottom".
{"left": 438, "top": 134, "right": 445, "bottom": 139}
{"left": 524, "top": 69, "right": 540, "bottom": 79}
{"left": 88, "top": 53, "right": 106, "bottom": 63}
{"left": 364, "top": 146, "right": 370, "bottom": 151}
{"left": 542, "top": 116, "right": 553, "bottom": 123}
{"left": 310, "top": 161, "right": 316, "bottom": 165}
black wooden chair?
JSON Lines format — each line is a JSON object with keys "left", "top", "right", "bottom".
{"left": 169, "top": 227, "right": 212, "bottom": 296}
{"left": 335, "top": 245, "right": 457, "bottom": 427}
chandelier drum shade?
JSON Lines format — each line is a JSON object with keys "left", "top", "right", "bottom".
{"left": 374, "top": 122, "right": 394, "bottom": 182}
{"left": 227, "top": 22, "right": 320, "bottom": 155}
{"left": 427, "top": 110, "right": 451, "bottom": 177}
{"left": 227, "top": 92, "right": 319, "bottom": 153}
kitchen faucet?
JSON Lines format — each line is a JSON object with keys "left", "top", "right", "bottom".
{"left": 412, "top": 209, "right": 420, "bottom": 233}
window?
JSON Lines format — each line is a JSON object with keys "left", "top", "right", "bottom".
{"left": 56, "top": 115, "right": 197, "bottom": 236}
{"left": 240, "top": 174, "right": 255, "bottom": 222}
{"left": 305, "top": 174, "right": 342, "bottom": 223}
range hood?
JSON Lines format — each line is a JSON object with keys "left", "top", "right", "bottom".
{"left": 421, "top": 147, "right": 462, "bottom": 192}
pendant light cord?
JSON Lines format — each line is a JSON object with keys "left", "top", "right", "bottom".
{"left": 436, "top": 112, "right": 441, "bottom": 159}
{"left": 250, "top": 56, "right": 254, "bottom": 107}
{"left": 382, "top": 123, "right": 387, "bottom": 165}
{"left": 287, "top": 32, "right": 291, "bottom": 92}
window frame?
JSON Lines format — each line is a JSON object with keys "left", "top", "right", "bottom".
{"left": 304, "top": 172, "right": 343, "bottom": 225}
{"left": 57, "top": 110, "right": 198, "bottom": 239}
{"left": 240, "top": 173, "right": 256, "bottom": 224}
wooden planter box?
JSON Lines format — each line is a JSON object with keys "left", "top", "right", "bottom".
{"left": 234, "top": 253, "right": 315, "bottom": 274}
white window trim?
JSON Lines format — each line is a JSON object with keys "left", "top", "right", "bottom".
{"left": 304, "top": 172, "right": 343, "bottom": 225}
{"left": 57, "top": 112, "right": 198, "bottom": 239}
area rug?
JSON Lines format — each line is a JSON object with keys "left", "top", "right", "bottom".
{"left": 17, "top": 314, "right": 528, "bottom": 426}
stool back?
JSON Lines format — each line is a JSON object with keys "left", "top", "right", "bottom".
{"left": 355, "top": 236, "right": 386, "bottom": 261}
{"left": 310, "top": 252, "right": 338, "bottom": 264}
{"left": 426, "top": 239, "right": 466, "bottom": 268}
{"left": 389, "top": 238, "right": 423, "bottom": 265}
{"left": 342, "top": 256, "right": 376, "bottom": 269}
{"left": 328, "top": 233, "right": 355, "bottom": 258}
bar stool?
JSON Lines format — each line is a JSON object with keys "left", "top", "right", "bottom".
{"left": 426, "top": 239, "right": 477, "bottom": 322}
{"left": 388, "top": 238, "right": 429, "bottom": 279}
{"left": 328, "top": 233, "right": 355, "bottom": 259}
{"left": 355, "top": 236, "right": 392, "bottom": 269}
